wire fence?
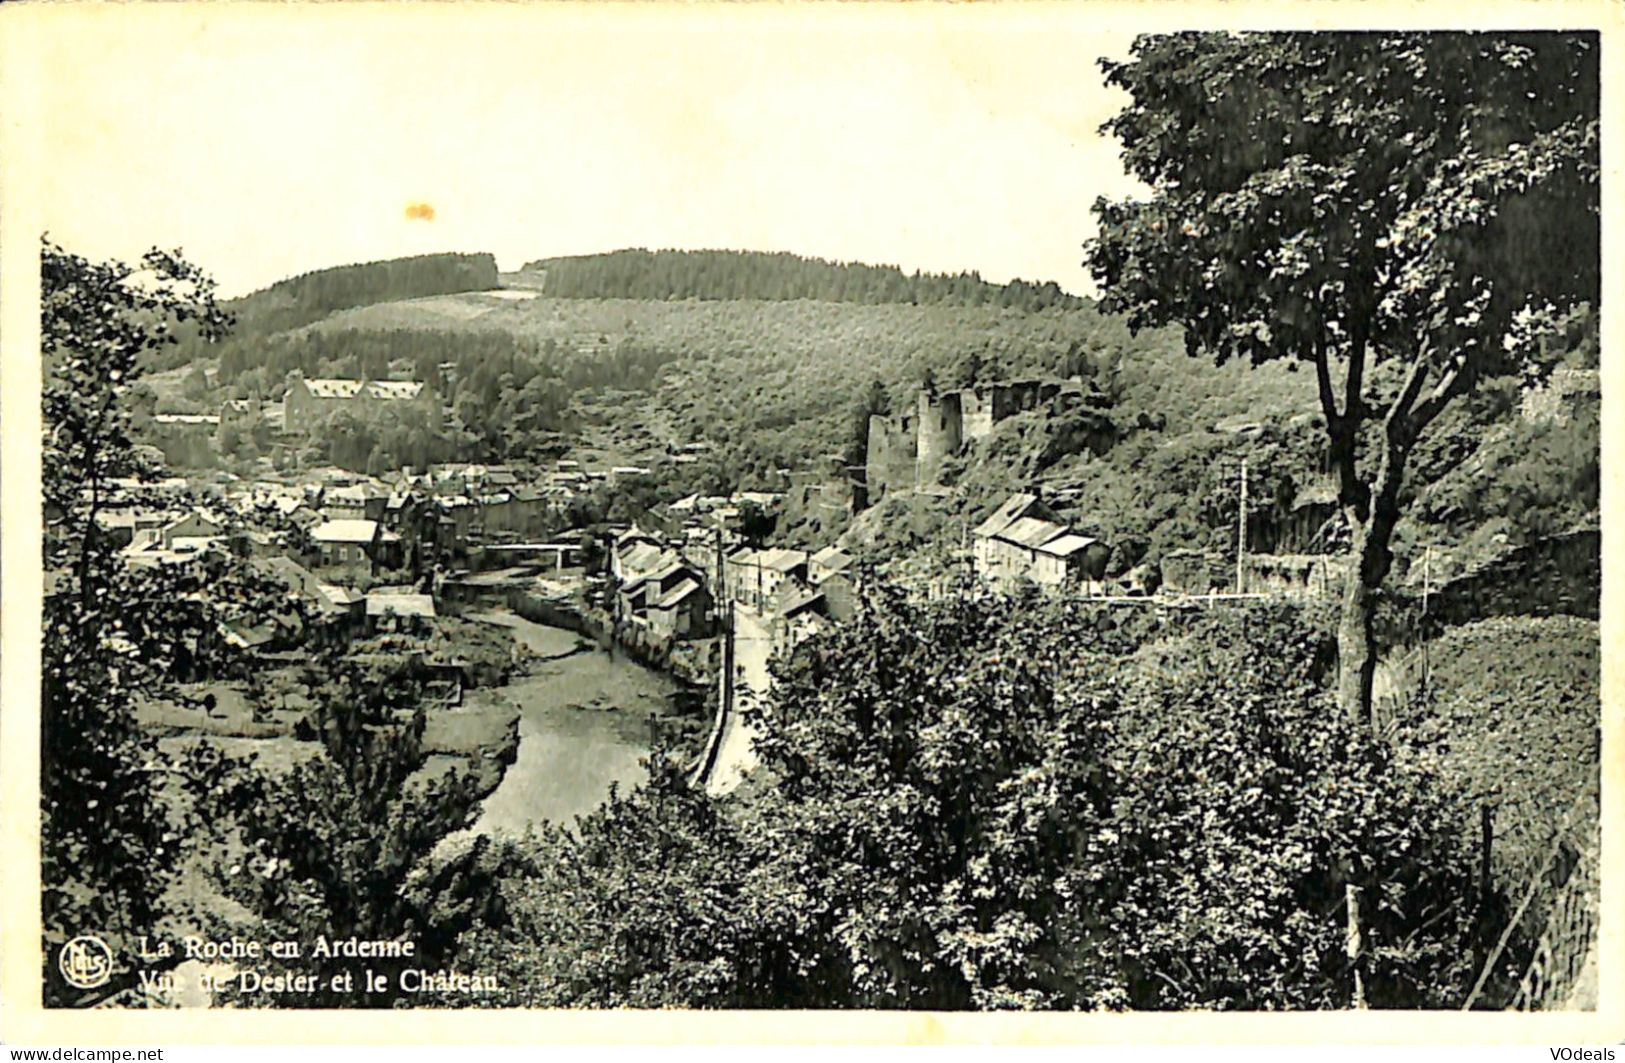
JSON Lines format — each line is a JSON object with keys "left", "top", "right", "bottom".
{"left": 1462, "top": 786, "right": 1600, "bottom": 1010}
{"left": 1509, "top": 810, "right": 1599, "bottom": 1010}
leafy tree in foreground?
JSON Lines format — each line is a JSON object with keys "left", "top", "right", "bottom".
{"left": 40, "top": 238, "right": 236, "bottom": 1003}
{"left": 1086, "top": 32, "right": 1599, "bottom": 721}
{"left": 460, "top": 592, "right": 1490, "bottom": 1008}
{"left": 210, "top": 653, "right": 495, "bottom": 1007}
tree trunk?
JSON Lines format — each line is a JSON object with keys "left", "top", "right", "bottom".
{"left": 1336, "top": 495, "right": 1400, "bottom": 724}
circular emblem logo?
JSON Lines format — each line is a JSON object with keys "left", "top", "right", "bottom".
{"left": 58, "top": 934, "right": 114, "bottom": 990}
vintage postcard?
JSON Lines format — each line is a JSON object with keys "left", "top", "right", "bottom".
{"left": 0, "top": 0, "right": 1619, "bottom": 1046}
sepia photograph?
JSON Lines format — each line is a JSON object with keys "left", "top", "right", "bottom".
{"left": 0, "top": 0, "right": 1616, "bottom": 1043}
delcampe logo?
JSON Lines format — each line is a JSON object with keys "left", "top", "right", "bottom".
{"left": 58, "top": 934, "right": 114, "bottom": 990}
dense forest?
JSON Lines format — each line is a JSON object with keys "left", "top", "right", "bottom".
{"left": 526, "top": 248, "right": 1088, "bottom": 311}
{"left": 150, "top": 252, "right": 500, "bottom": 371}
{"left": 231, "top": 252, "right": 498, "bottom": 336}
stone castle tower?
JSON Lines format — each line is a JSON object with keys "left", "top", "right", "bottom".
{"left": 863, "top": 378, "right": 1087, "bottom": 503}
{"left": 914, "top": 388, "right": 963, "bottom": 486}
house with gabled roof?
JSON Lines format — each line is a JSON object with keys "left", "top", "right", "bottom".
{"left": 973, "top": 492, "right": 1109, "bottom": 593}
{"left": 321, "top": 481, "right": 391, "bottom": 521}
{"left": 726, "top": 546, "right": 808, "bottom": 612}
{"left": 618, "top": 551, "right": 706, "bottom": 627}
{"left": 767, "top": 582, "right": 830, "bottom": 654}
{"left": 972, "top": 493, "right": 1056, "bottom": 583}
{"left": 647, "top": 576, "right": 714, "bottom": 640}
{"left": 808, "top": 545, "right": 854, "bottom": 585}
{"left": 310, "top": 518, "right": 402, "bottom": 574}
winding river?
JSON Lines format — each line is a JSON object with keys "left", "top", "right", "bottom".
{"left": 465, "top": 612, "right": 677, "bottom": 832}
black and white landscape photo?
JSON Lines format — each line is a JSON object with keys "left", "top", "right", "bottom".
{"left": 6, "top": 4, "right": 1608, "bottom": 1026}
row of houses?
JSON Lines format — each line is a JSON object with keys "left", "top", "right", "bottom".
{"left": 610, "top": 528, "right": 715, "bottom": 640}
{"left": 223, "top": 554, "right": 439, "bottom": 652}
{"left": 970, "top": 491, "right": 1358, "bottom": 600}
{"left": 608, "top": 523, "right": 860, "bottom": 650}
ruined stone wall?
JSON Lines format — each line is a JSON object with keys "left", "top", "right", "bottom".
{"left": 961, "top": 388, "right": 996, "bottom": 442}
{"left": 866, "top": 379, "right": 1096, "bottom": 497}
{"left": 915, "top": 390, "right": 963, "bottom": 485}
{"left": 866, "top": 412, "right": 916, "bottom": 501}
{"left": 989, "top": 380, "right": 1045, "bottom": 421}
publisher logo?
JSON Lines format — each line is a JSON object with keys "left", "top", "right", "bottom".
{"left": 58, "top": 934, "right": 113, "bottom": 990}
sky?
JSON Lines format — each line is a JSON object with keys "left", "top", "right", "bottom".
{"left": 21, "top": 4, "right": 1144, "bottom": 298}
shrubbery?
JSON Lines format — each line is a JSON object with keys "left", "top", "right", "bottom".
{"left": 454, "top": 592, "right": 1492, "bottom": 1009}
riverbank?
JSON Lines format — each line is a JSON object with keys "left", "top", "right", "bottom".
{"left": 505, "top": 588, "right": 718, "bottom": 691}
{"left": 464, "top": 611, "right": 701, "bottom": 831}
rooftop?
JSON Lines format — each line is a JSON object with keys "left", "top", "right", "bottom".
{"left": 758, "top": 547, "right": 808, "bottom": 573}
{"left": 619, "top": 542, "right": 667, "bottom": 576}
{"left": 997, "top": 517, "right": 1070, "bottom": 549}
{"left": 300, "top": 378, "right": 428, "bottom": 401}
{"left": 366, "top": 593, "right": 437, "bottom": 619}
{"left": 1036, "top": 533, "right": 1103, "bottom": 558}
{"left": 311, "top": 519, "right": 387, "bottom": 544}
{"left": 653, "top": 578, "right": 705, "bottom": 610}
{"left": 810, "top": 545, "right": 853, "bottom": 573}
{"left": 974, "top": 493, "right": 1045, "bottom": 539}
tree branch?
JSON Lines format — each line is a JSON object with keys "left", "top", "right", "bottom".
{"left": 1321, "top": 332, "right": 1372, "bottom": 525}
{"left": 1313, "top": 339, "right": 1341, "bottom": 428}
{"left": 1409, "top": 351, "right": 1471, "bottom": 434}
{"left": 1343, "top": 328, "right": 1368, "bottom": 423}
{"left": 1383, "top": 337, "right": 1434, "bottom": 443}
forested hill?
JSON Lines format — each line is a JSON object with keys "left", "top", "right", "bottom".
{"left": 524, "top": 248, "right": 1089, "bottom": 311}
{"left": 150, "top": 252, "right": 500, "bottom": 370}
{"left": 230, "top": 252, "right": 500, "bottom": 335}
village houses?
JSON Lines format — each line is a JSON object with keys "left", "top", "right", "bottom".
{"left": 309, "top": 518, "right": 402, "bottom": 575}
{"left": 972, "top": 492, "right": 1111, "bottom": 594}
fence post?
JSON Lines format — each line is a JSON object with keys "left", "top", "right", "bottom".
{"left": 1346, "top": 883, "right": 1366, "bottom": 1010}
{"left": 1475, "top": 803, "right": 1494, "bottom": 977}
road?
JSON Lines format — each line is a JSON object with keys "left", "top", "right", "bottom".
{"left": 702, "top": 604, "right": 772, "bottom": 796}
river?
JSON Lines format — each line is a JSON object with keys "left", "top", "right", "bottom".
{"left": 465, "top": 611, "right": 678, "bottom": 832}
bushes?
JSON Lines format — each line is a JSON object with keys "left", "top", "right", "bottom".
{"left": 1394, "top": 616, "right": 1599, "bottom": 888}
{"left": 458, "top": 594, "right": 1492, "bottom": 1009}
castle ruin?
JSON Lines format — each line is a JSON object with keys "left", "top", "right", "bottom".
{"left": 865, "top": 378, "right": 1086, "bottom": 501}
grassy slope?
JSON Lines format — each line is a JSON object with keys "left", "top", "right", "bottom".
{"left": 1396, "top": 615, "right": 1599, "bottom": 885}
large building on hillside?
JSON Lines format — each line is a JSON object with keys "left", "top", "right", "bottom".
{"left": 282, "top": 372, "right": 441, "bottom": 434}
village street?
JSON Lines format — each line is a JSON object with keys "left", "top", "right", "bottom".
{"left": 703, "top": 604, "right": 772, "bottom": 796}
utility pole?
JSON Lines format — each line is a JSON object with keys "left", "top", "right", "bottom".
{"left": 724, "top": 598, "right": 735, "bottom": 714}
{"left": 1422, "top": 544, "right": 1432, "bottom": 616}
{"left": 714, "top": 517, "right": 726, "bottom": 624}
{"left": 696, "top": 515, "right": 736, "bottom": 791}
{"left": 1236, "top": 457, "right": 1249, "bottom": 594}
{"left": 1421, "top": 544, "right": 1432, "bottom": 697}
